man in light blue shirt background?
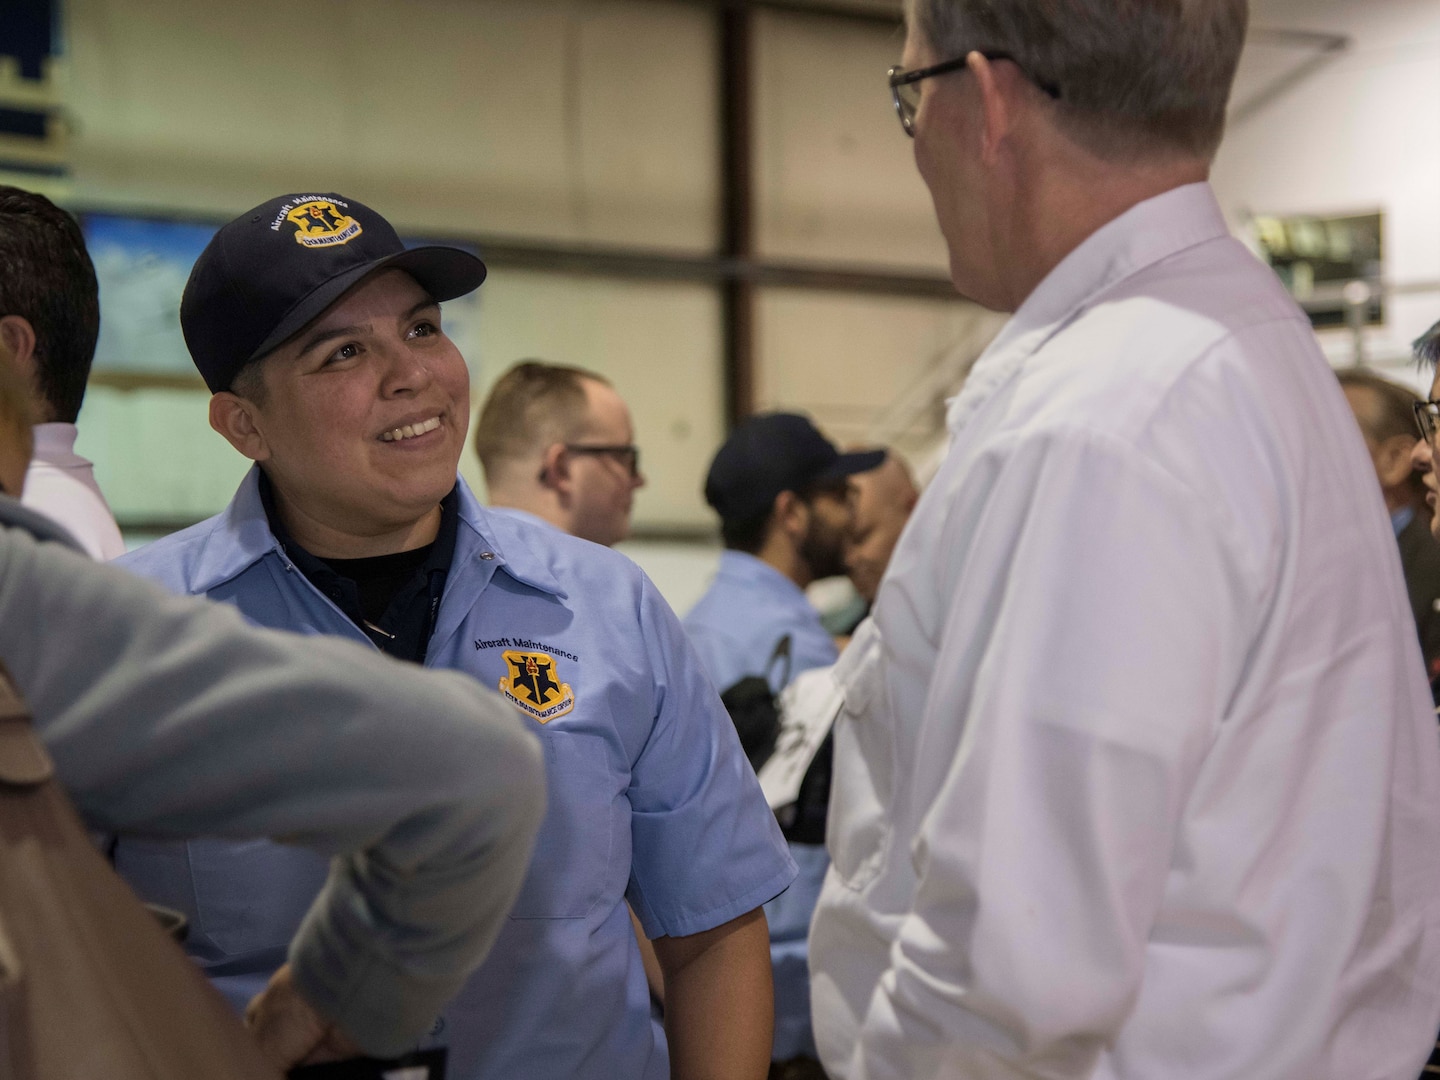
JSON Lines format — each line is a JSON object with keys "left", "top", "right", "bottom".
{"left": 684, "top": 413, "right": 882, "bottom": 695}
{"left": 683, "top": 411, "right": 882, "bottom": 1067}
{"left": 113, "top": 192, "right": 795, "bottom": 1080}
{"left": 474, "top": 359, "right": 645, "bottom": 549}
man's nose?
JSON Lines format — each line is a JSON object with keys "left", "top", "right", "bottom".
{"left": 1412, "top": 437, "right": 1433, "bottom": 473}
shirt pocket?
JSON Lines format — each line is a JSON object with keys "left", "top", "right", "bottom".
{"left": 826, "top": 618, "right": 895, "bottom": 892}
{"left": 188, "top": 838, "right": 331, "bottom": 958}
{"left": 509, "top": 730, "right": 617, "bottom": 920}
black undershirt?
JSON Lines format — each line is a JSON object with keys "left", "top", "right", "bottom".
{"left": 320, "top": 546, "right": 434, "bottom": 627}
{"left": 258, "top": 472, "right": 460, "bottom": 663}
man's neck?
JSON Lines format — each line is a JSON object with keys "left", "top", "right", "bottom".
{"left": 752, "top": 534, "right": 812, "bottom": 590}
{"left": 992, "top": 154, "right": 1210, "bottom": 311}
{"left": 487, "top": 484, "right": 570, "bottom": 536}
{"left": 1383, "top": 486, "right": 1416, "bottom": 516}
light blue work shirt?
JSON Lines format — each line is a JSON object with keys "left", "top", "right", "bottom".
{"left": 683, "top": 550, "right": 839, "bottom": 694}
{"left": 113, "top": 470, "right": 796, "bottom": 1080}
{"left": 681, "top": 548, "right": 838, "bottom": 1060}
{"left": 1394, "top": 505, "right": 1415, "bottom": 538}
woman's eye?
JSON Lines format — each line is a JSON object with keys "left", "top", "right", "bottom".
{"left": 410, "top": 320, "right": 438, "bottom": 338}
{"left": 326, "top": 343, "right": 360, "bottom": 364}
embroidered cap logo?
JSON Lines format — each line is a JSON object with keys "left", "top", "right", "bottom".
{"left": 285, "top": 199, "right": 363, "bottom": 248}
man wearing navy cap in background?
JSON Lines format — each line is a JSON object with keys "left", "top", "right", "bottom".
{"left": 683, "top": 412, "right": 882, "bottom": 1072}
{"left": 685, "top": 412, "right": 883, "bottom": 696}
{"left": 113, "top": 192, "right": 795, "bottom": 1080}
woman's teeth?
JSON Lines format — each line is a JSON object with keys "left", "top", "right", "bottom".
{"left": 381, "top": 417, "right": 442, "bottom": 442}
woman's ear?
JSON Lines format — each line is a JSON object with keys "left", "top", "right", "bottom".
{"left": 209, "top": 392, "right": 271, "bottom": 463}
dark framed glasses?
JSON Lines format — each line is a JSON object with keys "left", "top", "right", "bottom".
{"left": 566, "top": 443, "right": 641, "bottom": 478}
{"left": 1413, "top": 400, "right": 1440, "bottom": 446}
{"left": 887, "top": 53, "right": 1062, "bottom": 137}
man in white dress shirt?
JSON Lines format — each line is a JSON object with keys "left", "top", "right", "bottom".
{"left": 808, "top": 2, "right": 1440, "bottom": 1078}
{"left": 0, "top": 186, "right": 124, "bottom": 560}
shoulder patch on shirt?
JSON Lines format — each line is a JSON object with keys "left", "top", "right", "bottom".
{"left": 499, "top": 650, "right": 576, "bottom": 723}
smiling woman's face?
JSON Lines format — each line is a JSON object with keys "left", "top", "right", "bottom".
{"left": 235, "top": 269, "right": 470, "bottom": 548}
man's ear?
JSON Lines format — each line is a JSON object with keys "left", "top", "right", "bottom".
{"left": 209, "top": 392, "right": 271, "bottom": 463}
{"left": 0, "top": 315, "right": 40, "bottom": 412}
{"left": 538, "top": 442, "right": 570, "bottom": 494}
{"left": 1377, "top": 435, "right": 1420, "bottom": 489}
{"left": 773, "top": 489, "right": 809, "bottom": 542}
{"left": 969, "top": 51, "right": 1015, "bottom": 167}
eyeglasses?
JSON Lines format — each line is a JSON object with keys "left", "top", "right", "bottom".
{"left": 1413, "top": 400, "right": 1440, "bottom": 446}
{"left": 566, "top": 443, "right": 641, "bottom": 478}
{"left": 887, "top": 53, "right": 1062, "bottom": 137}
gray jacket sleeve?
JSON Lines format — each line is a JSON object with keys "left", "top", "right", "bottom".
{"left": 0, "top": 515, "right": 544, "bottom": 1056}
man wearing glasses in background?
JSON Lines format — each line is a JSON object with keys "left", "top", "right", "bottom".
{"left": 473, "top": 360, "right": 644, "bottom": 547}
{"left": 808, "top": 0, "right": 1440, "bottom": 1077}
{"left": 1408, "top": 319, "right": 1440, "bottom": 545}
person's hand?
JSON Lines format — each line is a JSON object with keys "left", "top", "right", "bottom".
{"left": 245, "top": 963, "right": 365, "bottom": 1070}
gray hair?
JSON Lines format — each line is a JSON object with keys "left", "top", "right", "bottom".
{"left": 1416, "top": 319, "right": 1440, "bottom": 369}
{"left": 905, "top": 0, "right": 1249, "bottom": 161}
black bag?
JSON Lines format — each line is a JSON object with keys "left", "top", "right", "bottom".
{"left": 718, "top": 635, "right": 832, "bottom": 845}
{"left": 718, "top": 636, "right": 792, "bottom": 772}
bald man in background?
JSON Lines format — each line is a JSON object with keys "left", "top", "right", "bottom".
{"left": 845, "top": 452, "right": 919, "bottom": 606}
{"left": 474, "top": 360, "right": 644, "bottom": 547}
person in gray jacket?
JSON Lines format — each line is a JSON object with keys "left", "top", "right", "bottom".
{"left": 0, "top": 450, "right": 544, "bottom": 1066}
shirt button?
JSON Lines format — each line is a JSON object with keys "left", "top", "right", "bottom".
{"left": 479, "top": 551, "right": 495, "bottom": 560}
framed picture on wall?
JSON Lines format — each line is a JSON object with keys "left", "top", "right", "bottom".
{"left": 1251, "top": 210, "right": 1384, "bottom": 330}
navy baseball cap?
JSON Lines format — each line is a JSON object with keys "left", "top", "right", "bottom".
{"left": 181, "top": 193, "right": 487, "bottom": 393}
{"left": 704, "top": 413, "right": 886, "bottom": 524}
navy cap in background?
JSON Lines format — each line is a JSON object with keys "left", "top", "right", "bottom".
{"left": 704, "top": 413, "right": 886, "bottom": 524}
{"left": 181, "top": 193, "right": 487, "bottom": 393}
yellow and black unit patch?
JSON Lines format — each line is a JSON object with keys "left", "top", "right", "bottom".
{"left": 499, "top": 650, "right": 575, "bottom": 723}
{"left": 285, "top": 199, "right": 362, "bottom": 248}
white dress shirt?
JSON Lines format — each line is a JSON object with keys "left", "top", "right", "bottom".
{"left": 22, "top": 423, "right": 125, "bottom": 560}
{"left": 809, "top": 184, "right": 1440, "bottom": 1080}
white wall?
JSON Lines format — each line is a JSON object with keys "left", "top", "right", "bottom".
{"left": 66, "top": 0, "right": 720, "bottom": 252}
{"left": 750, "top": 8, "right": 997, "bottom": 459}
{"left": 753, "top": 7, "right": 945, "bottom": 271}
{"left": 1213, "top": 0, "right": 1440, "bottom": 378}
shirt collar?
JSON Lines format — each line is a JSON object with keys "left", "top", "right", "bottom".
{"left": 947, "top": 182, "right": 1231, "bottom": 435}
{"left": 716, "top": 549, "right": 812, "bottom": 605}
{"left": 188, "top": 467, "right": 288, "bottom": 592}
{"left": 186, "top": 469, "right": 567, "bottom": 601}
{"left": 484, "top": 505, "right": 560, "bottom": 533}
{"left": 29, "top": 423, "right": 81, "bottom": 464}
{"left": 0, "top": 493, "right": 85, "bottom": 552}
{"left": 453, "top": 483, "right": 569, "bottom": 600}
{"left": 1393, "top": 505, "right": 1416, "bottom": 537}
